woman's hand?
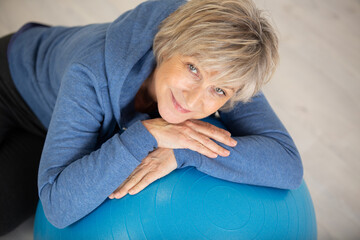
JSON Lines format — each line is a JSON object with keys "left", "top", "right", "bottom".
{"left": 109, "top": 148, "right": 177, "bottom": 199}
{"left": 142, "top": 118, "right": 237, "bottom": 158}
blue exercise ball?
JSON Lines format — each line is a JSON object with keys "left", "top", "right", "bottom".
{"left": 34, "top": 117, "right": 317, "bottom": 239}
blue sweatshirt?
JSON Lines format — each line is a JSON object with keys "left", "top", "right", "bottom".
{"left": 7, "top": 0, "right": 303, "bottom": 229}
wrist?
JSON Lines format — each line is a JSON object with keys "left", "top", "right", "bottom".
{"left": 141, "top": 119, "right": 161, "bottom": 146}
{"left": 173, "top": 149, "right": 202, "bottom": 169}
{"left": 120, "top": 120, "right": 158, "bottom": 161}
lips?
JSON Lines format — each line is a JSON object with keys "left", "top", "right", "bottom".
{"left": 171, "top": 92, "right": 191, "bottom": 113}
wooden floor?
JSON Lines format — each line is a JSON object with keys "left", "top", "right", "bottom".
{"left": 0, "top": 0, "right": 359, "bottom": 239}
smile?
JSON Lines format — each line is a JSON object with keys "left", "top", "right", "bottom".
{"left": 171, "top": 92, "right": 191, "bottom": 113}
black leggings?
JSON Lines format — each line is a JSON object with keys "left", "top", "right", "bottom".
{"left": 0, "top": 34, "right": 47, "bottom": 236}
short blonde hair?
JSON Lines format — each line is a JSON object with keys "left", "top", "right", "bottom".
{"left": 153, "top": 0, "right": 279, "bottom": 110}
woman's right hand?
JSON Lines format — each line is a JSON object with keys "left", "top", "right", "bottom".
{"left": 142, "top": 118, "right": 237, "bottom": 158}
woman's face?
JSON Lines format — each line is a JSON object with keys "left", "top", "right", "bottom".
{"left": 150, "top": 54, "right": 235, "bottom": 124}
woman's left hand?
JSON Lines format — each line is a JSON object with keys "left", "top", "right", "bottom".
{"left": 109, "top": 148, "right": 177, "bottom": 199}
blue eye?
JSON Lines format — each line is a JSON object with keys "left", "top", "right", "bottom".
{"left": 188, "top": 64, "right": 198, "bottom": 75}
{"left": 215, "top": 87, "right": 226, "bottom": 96}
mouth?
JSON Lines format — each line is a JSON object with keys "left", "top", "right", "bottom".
{"left": 171, "top": 92, "right": 191, "bottom": 113}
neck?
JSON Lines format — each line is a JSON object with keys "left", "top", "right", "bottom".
{"left": 134, "top": 70, "right": 157, "bottom": 113}
{"left": 146, "top": 69, "right": 157, "bottom": 102}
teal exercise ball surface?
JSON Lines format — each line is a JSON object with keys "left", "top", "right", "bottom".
{"left": 34, "top": 167, "right": 317, "bottom": 240}
{"left": 34, "top": 117, "right": 317, "bottom": 239}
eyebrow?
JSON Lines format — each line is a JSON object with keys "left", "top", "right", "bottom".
{"left": 224, "top": 87, "right": 236, "bottom": 93}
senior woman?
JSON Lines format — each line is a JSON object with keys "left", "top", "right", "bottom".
{"left": 0, "top": 0, "right": 303, "bottom": 234}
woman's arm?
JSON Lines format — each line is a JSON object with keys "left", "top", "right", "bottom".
{"left": 173, "top": 91, "right": 303, "bottom": 189}
{"left": 110, "top": 91, "right": 302, "bottom": 200}
{"left": 38, "top": 63, "right": 157, "bottom": 229}
{"left": 109, "top": 115, "right": 239, "bottom": 200}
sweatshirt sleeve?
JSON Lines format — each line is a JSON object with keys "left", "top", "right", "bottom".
{"left": 37, "top": 63, "right": 157, "bottom": 229}
{"left": 173, "top": 91, "right": 303, "bottom": 190}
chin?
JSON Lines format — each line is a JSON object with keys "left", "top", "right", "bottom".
{"left": 158, "top": 105, "right": 187, "bottom": 124}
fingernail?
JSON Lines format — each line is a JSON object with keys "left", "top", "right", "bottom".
{"left": 223, "top": 150, "right": 230, "bottom": 156}
{"left": 231, "top": 139, "right": 237, "bottom": 146}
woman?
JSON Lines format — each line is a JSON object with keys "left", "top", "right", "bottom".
{"left": 0, "top": 0, "right": 303, "bottom": 234}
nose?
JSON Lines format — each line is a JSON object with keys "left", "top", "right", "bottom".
{"left": 183, "top": 86, "right": 204, "bottom": 110}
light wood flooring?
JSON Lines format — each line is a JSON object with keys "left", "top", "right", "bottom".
{"left": 0, "top": 0, "right": 359, "bottom": 239}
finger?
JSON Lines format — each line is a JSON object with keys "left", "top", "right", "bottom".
{"left": 188, "top": 131, "right": 230, "bottom": 157}
{"left": 179, "top": 127, "right": 226, "bottom": 158}
{"left": 109, "top": 167, "right": 140, "bottom": 198}
{"left": 182, "top": 135, "right": 218, "bottom": 158}
{"left": 109, "top": 180, "right": 127, "bottom": 199}
{"left": 112, "top": 165, "right": 149, "bottom": 199}
{"left": 128, "top": 148, "right": 177, "bottom": 196}
{"left": 110, "top": 184, "right": 129, "bottom": 199}
{"left": 129, "top": 172, "right": 160, "bottom": 195}
{"left": 185, "top": 120, "right": 237, "bottom": 147}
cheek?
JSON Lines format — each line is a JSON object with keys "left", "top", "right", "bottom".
{"left": 205, "top": 97, "right": 230, "bottom": 112}
{"left": 157, "top": 70, "right": 183, "bottom": 91}
{"left": 154, "top": 75, "right": 169, "bottom": 99}
{"left": 204, "top": 101, "right": 222, "bottom": 113}
{"left": 189, "top": 99, "right": 224, "bottom": 119}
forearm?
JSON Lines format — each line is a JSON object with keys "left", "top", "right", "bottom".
{"left": 39, "top": 135, "right": 136, "bottom": 228}
{"left": 174, "top": 134, "right": 303, "bottom": 190}
{"left": 38, "top": 121, "right": 157, "bottom": 229}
